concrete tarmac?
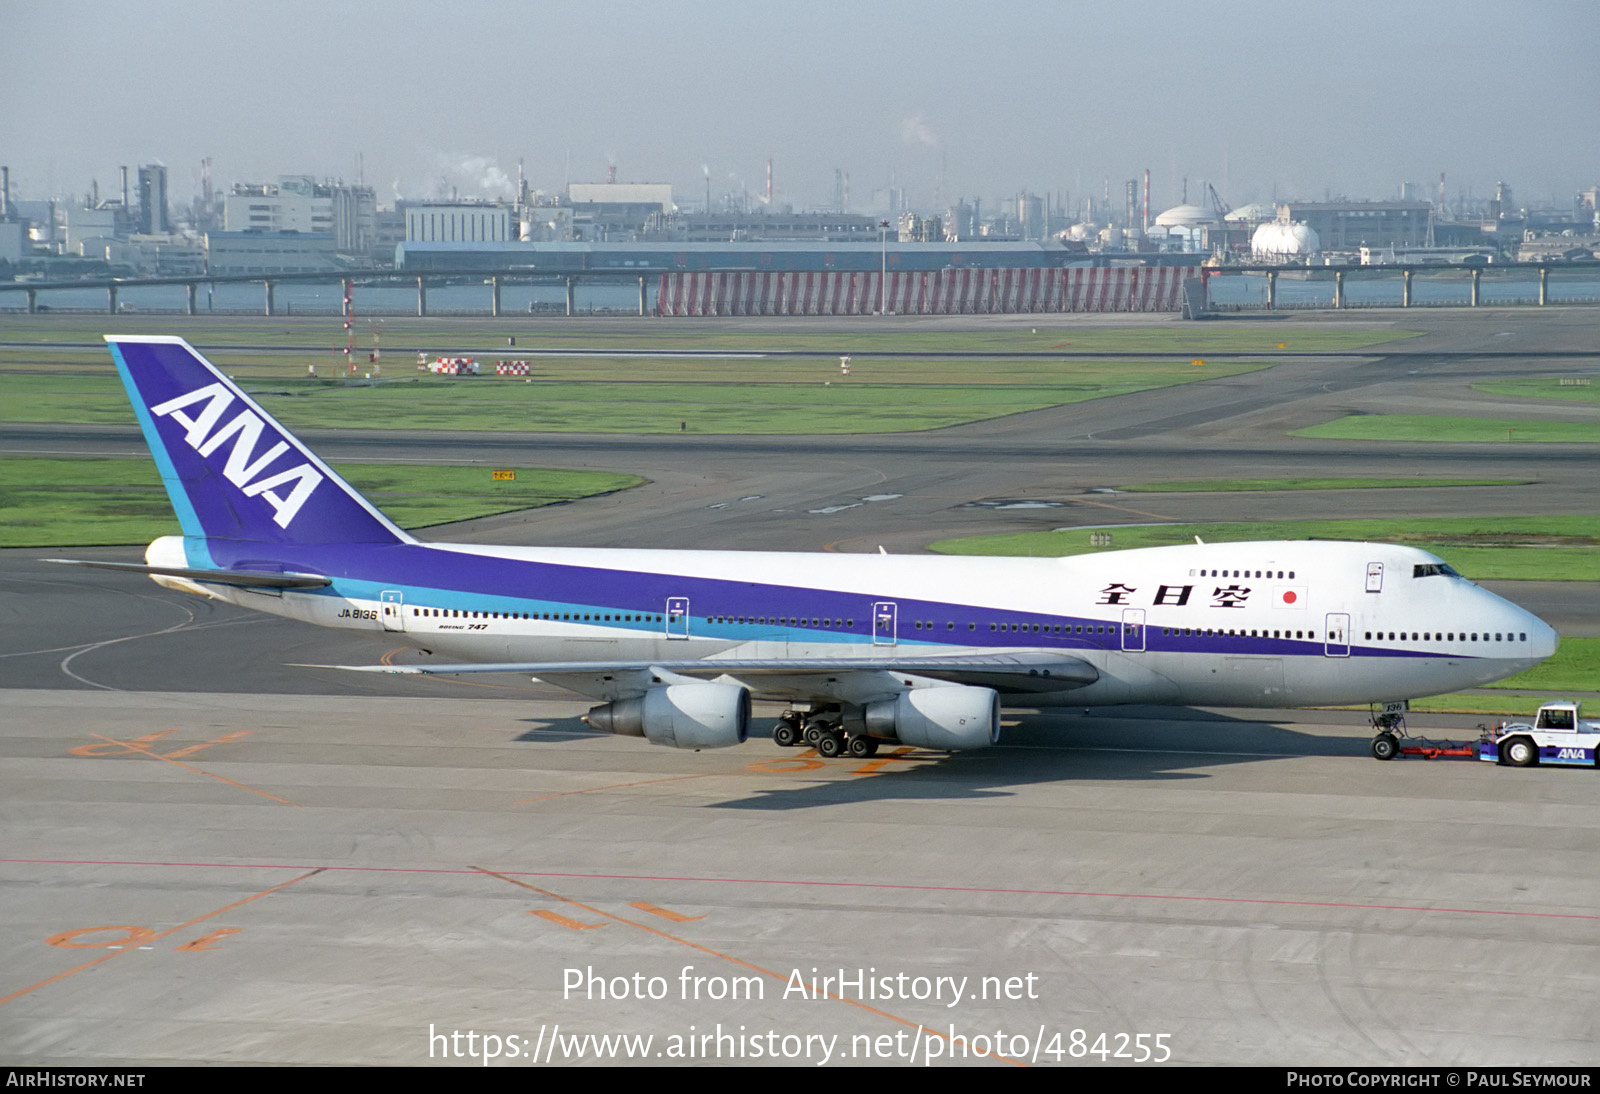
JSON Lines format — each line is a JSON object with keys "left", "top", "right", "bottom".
{"left": 1, "top": 307, "right": 1597, "bottom": 1066}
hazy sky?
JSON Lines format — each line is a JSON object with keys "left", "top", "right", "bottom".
{"left": 5, "top": 0, "right": 1597, "bottom": 214}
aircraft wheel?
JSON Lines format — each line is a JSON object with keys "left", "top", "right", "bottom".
{"left": 847, "top": 736, "right": 878, "bottom": 758}
{"left": 816, "top": 733, "right": 844, "bottom": 758}
{"left": 1370, "top": 733, "right": 1399, "bottom": 762}
{"left": 1505, "top": 737, "right": 1538, "bottom": 767}
{"left": 803, "top": 723, "right": 827, "bottom": 746}
{"left": 773, "top": 723, "right": 801, "bottom": 748}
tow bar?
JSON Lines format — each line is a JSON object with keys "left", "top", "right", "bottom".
{"left": 1367, "top": 708, "right": 1480, "bottom": 761}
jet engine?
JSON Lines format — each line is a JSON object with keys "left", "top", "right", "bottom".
{"left": 860, "top": 686, "right": 1001, "bottom": 750}
{"left": 584, "top": 683, "right": 751, "bottom": 750}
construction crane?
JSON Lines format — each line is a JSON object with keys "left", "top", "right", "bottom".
{"left": 1206, "top": 183, "right": 1231, "bottom": 219}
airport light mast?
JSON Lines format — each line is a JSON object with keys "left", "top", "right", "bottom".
{"left": 879, "top": 219, "right": 889, "bottom": 315}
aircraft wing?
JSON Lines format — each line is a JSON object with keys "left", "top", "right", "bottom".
{"left": 307, "top": 650, "right": 1098, "bottom": 695}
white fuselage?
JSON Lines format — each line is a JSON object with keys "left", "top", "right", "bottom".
{"left": 180, "top": 536, "right": 1557, "bottom": 709}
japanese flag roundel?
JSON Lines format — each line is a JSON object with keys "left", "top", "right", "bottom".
{"left": 1275, "top": 585, "right": 1307, "bottom": 609}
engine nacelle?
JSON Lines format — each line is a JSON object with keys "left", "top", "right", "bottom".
{"left": 584, "top": 683, "right": 751, "bottom": 750}
{"left": 861, "top": 686, "right": 1001, "bottom": 750}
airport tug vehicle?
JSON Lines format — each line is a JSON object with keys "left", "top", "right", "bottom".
{"left": 1370, "top": 700, "right": 1599, "bottom": 765}
{"left": 1476, "top": 701, "right": 1600, "bottom": 768}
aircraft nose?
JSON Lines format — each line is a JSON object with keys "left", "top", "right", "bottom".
{"left": 1528, "top": 615, "right": 1560, "bottom": 661}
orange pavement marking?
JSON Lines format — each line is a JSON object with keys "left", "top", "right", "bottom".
{"left": 474, "top": 866, "right": 1022, "bottom": 1066}
{"left": 0, "top": 869, "right": 322, "bottom": 1007}
{"left": 852, "top": 746, "right": 919, "bottom": 775}
{"left": 746, "top": 748, "right": 824, "bottom": 773}
{"left": 528, "top": 909, "right": 605, "bottom": 930}
{"left": 72, "top": 729, "right": 254, "bottom": 760}
{"left": 173, "top": 928, "right": 244, "bottom": 952}
{"left": 45, "top": 926, "right": 155, "bottom": 950}
{"left": 86, "top": 732, "right": 298, "bottom": 807}
{"left": 165, "top": 732, "right": 254, "bottom": 759}
{"left": 627, "top": 902, "right": 704, "bottom": 923}
{"left": 69, "top": 730, "right": 179, "bottom": 757}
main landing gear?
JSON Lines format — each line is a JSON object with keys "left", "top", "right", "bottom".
{"left": 771, "top": 708, "right": 880, "bottom": 758}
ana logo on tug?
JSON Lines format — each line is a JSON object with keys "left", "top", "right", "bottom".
{"left": 149, "top": 382, "right": 323, "bottom": 528}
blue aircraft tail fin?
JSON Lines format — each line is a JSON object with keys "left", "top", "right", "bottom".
{"left": 106, "top": 336, "right": 410, "bottom": 548}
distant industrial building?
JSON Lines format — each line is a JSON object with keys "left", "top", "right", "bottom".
{"left": 653, "top": 211, "right": 883, "bottom": 243}
{"left": 1580, "top": 186, "right": 1600, "bottom": 228}
{"left": 0, "top": 220, "right": 27, "bottom": 264}
{"left": 898, "top": 214, "right": 943, "bottom": 243}
{"left": 563, "top": 182, "right": 675, "bottom": 241}
{"left": 205, "top": 231, "right": 343, "bottom": 275}
{"left": 395, "top": 238, "right": 1201, "bottom": 274}
{"left": 117, "top": 234, "right": 207, "bottom": 275}
{"left": 1016, "top": 193, "right": 1046, "bottom": 241}
{"left": 1274, "top": 201, "right": 1432, "bottom": 250}
{"left": 566, "top": 182, "right": 674, "bottom": 210}
{"left": 225, "top": 176, "right": 378, "bottom": 255}
{"left": 403, "top": 202, "right": 513, "bottom": 243}
{"left": 946, "top": 199, "right": 980, "bottom": 240}
{"left": 138, "top": 164, "right": 169, "bottom": 235}
{"left": 64, "top": 206, "right": 119, "bottom": 256}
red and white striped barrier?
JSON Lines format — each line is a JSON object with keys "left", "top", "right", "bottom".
{"left": 495, "top": 360, "right": 530, "bottom": 375}
{"left": 656, "top": 267, "right": 1197, "bottom": 316}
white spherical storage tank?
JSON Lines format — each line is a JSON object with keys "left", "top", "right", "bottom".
{"left": 1251, "top": 221, "right": 1320, "bottom": 257}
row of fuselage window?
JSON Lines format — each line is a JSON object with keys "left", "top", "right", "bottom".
{"left": 407, "top": 607, "right": 1527, "bottom": 648}
{"left": 1158, "top": 626, "right": 1529, "bottom": 644}
{"left": 1364, "top": 629, "right": 1528, "bottom": 643}
{"left": 410, "top": 609, "right": 1310, "bottom": 642}
{"left": 413, "top": 608, "right": 664, "bottom": 623}
{"left": 410, "top": 608, "right": 1128, "bottom": 634}
{"left": 1190, "top": 568, "right": 1296, "bottom": 578}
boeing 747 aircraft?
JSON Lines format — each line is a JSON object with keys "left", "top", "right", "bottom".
{"left": 65, "top": 336, "right": 1558, "bottom": 758}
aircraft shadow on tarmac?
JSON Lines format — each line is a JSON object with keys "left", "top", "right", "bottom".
{"left": 511, "top": 718, "right": 605, "bottom": 743}
{"left": 508, "top": 706, "right": 1380, "bottom": 810}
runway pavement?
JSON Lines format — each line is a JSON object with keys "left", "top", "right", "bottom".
{"left": 2, "top": 307, "right": 1597, "bottom": 1066}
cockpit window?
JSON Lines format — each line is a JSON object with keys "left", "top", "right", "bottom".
{"left": 1413, "top": 563, "right": 1461, "bottom": 579}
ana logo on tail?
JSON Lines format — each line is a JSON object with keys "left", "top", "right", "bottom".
{"left": 149, "top": 382, "right": 324, "bottom": 529}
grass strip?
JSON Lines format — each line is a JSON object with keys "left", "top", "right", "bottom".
{"left": 1473, "top": 378, "right": 1600, "bottom": 405}
{"left": 0, "top": 457, "right": 643, "bottom": 547}
{"left": 1292, "top": 415, "right": 1599, "bottom": 444}
{"left": 0, "top": 363, "right": 1275, "bottom": 434}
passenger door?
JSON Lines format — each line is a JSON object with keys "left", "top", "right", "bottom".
{"left": 666, "top": 597, "right": 690, "bottom": 639}
{"left": 873, "top": 601, "right": 898, "bottom": 646}
{"left": 380, "top": 590, "right": 405, "bottom": 633}
{"left": 1324, "top": 612, "right": 1350, "bottom": 657}
{"left": 1121, "top": 608, "right": 1146, "bottom": 652}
